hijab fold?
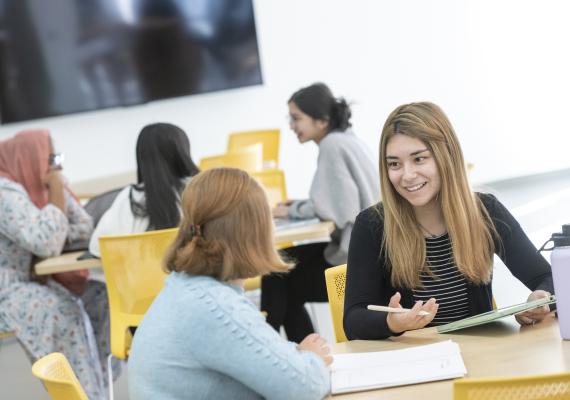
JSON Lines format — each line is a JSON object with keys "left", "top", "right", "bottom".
{"left": 0, "top": 130, "right": 51, "bottom": 208}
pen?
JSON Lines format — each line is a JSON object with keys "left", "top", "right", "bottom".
{"left": 367, "top": 305, "right": 431, "bottom": 316}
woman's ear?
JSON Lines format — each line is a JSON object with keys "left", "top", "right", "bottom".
{"left": 316, "top": 117, "right": 329, "bottom": 132}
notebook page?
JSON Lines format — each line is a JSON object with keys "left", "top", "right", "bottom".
{"left": 331, "top": 340, "right": 466, "bottom": 394}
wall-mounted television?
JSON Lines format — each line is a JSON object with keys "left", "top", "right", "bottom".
{"left": 0, "top": 0, "right": 263, "bottom": 124}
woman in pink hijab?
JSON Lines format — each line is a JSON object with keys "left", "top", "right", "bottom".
{"left": 0, "top": 130, "right": 112, "bottom": 399}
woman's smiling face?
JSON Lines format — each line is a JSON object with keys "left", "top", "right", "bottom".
{"left": 288, "top": 101, "right": 328, "bottom": 144}
{"left": 385, "top": 134, "right": 441, "bottom": 212}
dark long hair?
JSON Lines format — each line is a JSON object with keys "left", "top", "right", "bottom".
{"left": 288, "top": 82, "right": 352, "bottom": 132}
{"left": 132, "top": 123, "right": 200, "bottom": 230}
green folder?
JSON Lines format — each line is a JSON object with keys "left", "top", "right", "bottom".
{"left": 437, "top": 295, "right": 556, "bottom": 333}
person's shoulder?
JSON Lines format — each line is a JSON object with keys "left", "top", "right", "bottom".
{"left": 115, "top": 185, "right": 134, "bottom": 199}
{"left": 475, "top": 192, "right": 502, "bottom": 212}
{"left": 0, "top": 177, "right": 30, "bottom": 206}
{"left": 356, "top": 202, "right": 384, "bottom": 228}
{"left": 0, "top": 177, "right": 26, "bottom": 194}
{"left": 101, "top": 185, "right": 136, "bottom": 212}
{"left": 319, "top": 129, "right": 355, "bottom": 149}
{"left": 319, "top": 130, "right": 365, "bottom": 162}
{"left": 169, "top": 273, "right": 242, "bottom": 309}
{"left": 359, "top": 202, "right": 383, "bottom": 217}
{"left": 167, "top": 273, "right": 257, "bottom": 334}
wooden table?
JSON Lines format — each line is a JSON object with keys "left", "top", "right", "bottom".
{"left": 34, "top": 251, "right": 100, "bottom": 275}
{"left": 275, "top": 221, "right": 335, "bottom": 249}
{"left": 331, "top": 315, "right": 570, "bottom": 399}
{"left": 34, "top": 221, "right": 336, "bottom": 275}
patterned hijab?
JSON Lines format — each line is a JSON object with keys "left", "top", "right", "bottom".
{"left": 0, "top": 129, "right": 52, "bottom": 208}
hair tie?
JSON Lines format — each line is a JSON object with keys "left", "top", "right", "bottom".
{"left": 190, "top": 224, "right": 202, "bottom": 239}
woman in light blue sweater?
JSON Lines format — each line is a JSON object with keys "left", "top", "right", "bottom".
{"left": 128, "top": 168, "right": 332, "bottom": 400}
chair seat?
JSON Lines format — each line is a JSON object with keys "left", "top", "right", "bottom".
{"left": 32, "top": 352, "right": 89, "bottom": 400}
{"left": 0, "top": 316, "right": 14, "bottom": 338}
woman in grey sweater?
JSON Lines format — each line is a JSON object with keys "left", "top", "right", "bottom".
{"left": 265, "top": 83, "right": 379, "bottom": 342}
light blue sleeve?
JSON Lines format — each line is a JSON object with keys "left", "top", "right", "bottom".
{"left": 187, "top": 286, "right": 331, "bottom": 400}
{"left": 0, "top": 186, "right": 68, "bottom": 257}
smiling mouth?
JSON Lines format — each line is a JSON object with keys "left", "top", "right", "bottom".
{"left": 405, "top": 182, "right": 427, "bottom": 192}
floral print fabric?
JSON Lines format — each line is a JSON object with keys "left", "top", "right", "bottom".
{"left": 0, "top": 177, "right": 111, "bottom": 399}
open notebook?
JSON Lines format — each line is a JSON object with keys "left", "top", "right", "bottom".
{"left": 437, "top": 295, "right": 556, "bottom": 334}
{"left": 330, "top": 340, "right": 466, "bottom": 395}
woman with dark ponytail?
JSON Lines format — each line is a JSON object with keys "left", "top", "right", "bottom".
{"left": 266, "top": 83, "right": 379, "bottom": 342}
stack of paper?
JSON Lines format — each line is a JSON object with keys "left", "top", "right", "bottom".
{"left": 274, "top": 217, "right": 320, "bottom": 231}
{"left": 330, "top": 340, "right": 466, "bottom": 395}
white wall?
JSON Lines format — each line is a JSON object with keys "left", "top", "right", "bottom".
{"left": 1, "top": 0, "right": 569, "bottom": 198}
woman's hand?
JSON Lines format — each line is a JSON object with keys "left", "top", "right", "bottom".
{"left": 298, "top": 333, "right": 333, "bottom": 366}
{"left": 43, "top": 170, "right": 66, "bottom": 212}
{"left": 43, "top": 169, "right": 65, "bottom": 189}
{"left": 515, "top": 290, "right": 552, "bottom": 326}
{"left": 272, "top": 204, "right": 289, "bottom": 218}
{"left": 386, "top": 292, "right": 439, "bottom": 334}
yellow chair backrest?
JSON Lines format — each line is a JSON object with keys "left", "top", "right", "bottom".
{"left": 227, "top": 129, "right": 280, "bottom": 169}
{"left": 199, "top": 154, "right": 224, "bottom": 171}
{"left": 251, "top": 169, "right": 287, "bottom": 208}
{"left": 99, "top": 228, "right": 178, "bottom": 359}
{"left": 31, "top": 352, "right": 88, "bottom": 400}
{"left": 325, "top": 264, "right": 348, "bottom": 343}
{"left": 200, "top": 143, "right": 263, "bottom": 172}
{"left": 454, "top": 372, "right": 570, "bottom": 400}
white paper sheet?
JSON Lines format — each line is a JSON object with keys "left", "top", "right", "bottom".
{"left": 330, "top": 340, "right": 466, "bottom": 394}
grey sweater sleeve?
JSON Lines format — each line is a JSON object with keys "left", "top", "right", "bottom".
{"left": 288, "top": 199, "right": 317, "bottom": 219}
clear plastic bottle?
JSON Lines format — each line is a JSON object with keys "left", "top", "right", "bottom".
{"left": 549, "top": 224, "right": 570, "bottom": 340}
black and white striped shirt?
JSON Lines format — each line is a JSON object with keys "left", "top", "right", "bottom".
{"left": 412, "top": 233, "right": 470, "bottom": 325}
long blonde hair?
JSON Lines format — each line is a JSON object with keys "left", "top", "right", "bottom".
{"left": 165, "top": 168, "right": 291, "bottom": 281}
{"left": 379, "top": 102, "right": 497, "bottom": 288}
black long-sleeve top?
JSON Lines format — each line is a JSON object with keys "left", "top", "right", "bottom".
{"left": 344, "top": 193, "right": 554, "bottom": 340}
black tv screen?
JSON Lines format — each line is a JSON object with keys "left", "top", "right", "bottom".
{"left": 0, "top": 0, "right": 263, "bottom": 123}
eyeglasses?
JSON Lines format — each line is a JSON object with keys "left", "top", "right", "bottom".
{"left": 48, "top": 153, "right": 64, "bottom": 170}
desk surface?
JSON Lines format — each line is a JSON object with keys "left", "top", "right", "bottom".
{"left": 34, "top": 221, "right": 335, "bottom": 275}
{"left": 34, "top": 251, "right": 100, "bottom": 275}
{"left": 331, "top": 315, "right": 570, "bottom": 399}
{"left": 275, "top": 220, "right": 335, "bottom": 248}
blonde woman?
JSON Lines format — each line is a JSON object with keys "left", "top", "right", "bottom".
{"left": 128, "top": 168, "right": 332, "bottom": 400}
{"left": 344, "top": 102, "right": 553, "bottom": 340}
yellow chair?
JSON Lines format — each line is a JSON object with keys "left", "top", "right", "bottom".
{"left": 324, "top": 264, "right": 348, "bottom": 343}
{"left": 454, "top": 372, "right": 570, "bottom": 400}
{"left": 227, "top": 129, "right": 280, "bottom": 169}
{"left": 0, "top": 331, "right": 14, "bottom": 339}
{"left": 244, "top": 276, "right": 261, "bottom": 291}
{"left": 99, "top": 228, "right": 178, "bottom": 399}
{"left": 199, "top": 154, "right": 224, "bottom": 170}
{"left": 199, "top": 143, "right": 263, "bottom": 172}
{"left": 251, "top": 169, "right": 287, "bottom": 208}
{"left": 0, "top": 317, "right": 15, "bottom": 354}
{"left": 31, "top": 352, "right": 88, "bottom": 400}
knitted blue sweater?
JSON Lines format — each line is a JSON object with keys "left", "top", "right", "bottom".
{"left": 128, "top": 272, "right": 331, "bottom": 400}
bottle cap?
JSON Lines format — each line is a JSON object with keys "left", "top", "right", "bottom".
{"left": 552, "top": 224, "right": 570, "bottom": 247}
